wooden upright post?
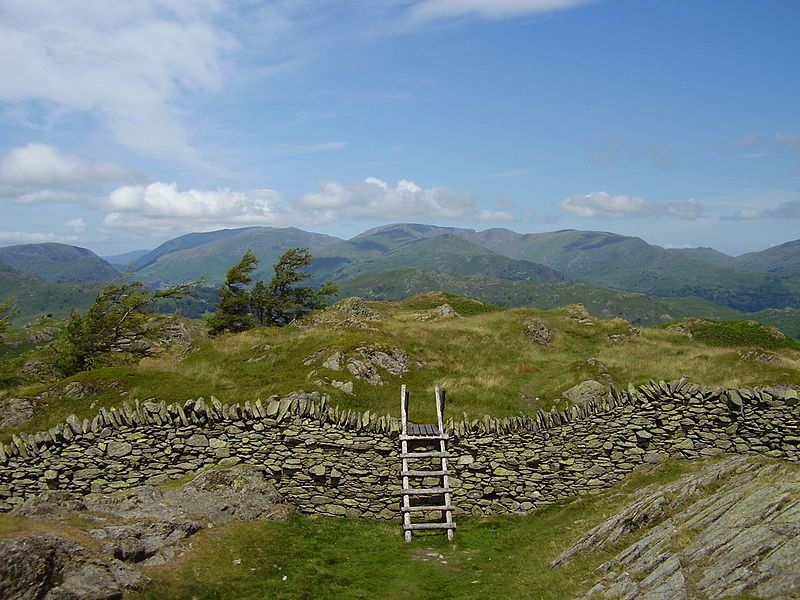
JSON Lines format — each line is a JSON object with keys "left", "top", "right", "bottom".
{"left": 435, "top": 386, "right": 454, "bottom": 541}
{"left": 400, "top": 385, "right": 412, "bottom": 542}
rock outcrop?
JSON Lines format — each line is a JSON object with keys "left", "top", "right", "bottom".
{"left": 0, "top": 534, "right": 147, "bottom": 600}
{"left": 1, "top": 465, "right": 291, "bottom": 598}
{"left": 562, "top": 380, "right": 608, "bottom": 406}
{"left": 553, "top": 456, "right": 800, "bottom": 599}
{"left": 305, "top": 297, "right": 384, "bottom": 330}
{"left": 525, "top": 318, "right": 555, "bottom": 346}
{"left": 0, "top": 397, "right": 34, "bottom": 429}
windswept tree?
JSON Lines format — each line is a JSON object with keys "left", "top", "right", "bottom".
{"left": 0, "top": 302, "right": 14, "bottom": 340}
{"left": 250, "top": 279, "right": 270, "bottom": 326}
{"left": 207, "top": 250, "right": 259, "bottom": 335}
{"left": 251, "top": 247, "right": 338, "bottom": 326}
{"left": 51, "top": 282, "right": 193, "bottom": 375}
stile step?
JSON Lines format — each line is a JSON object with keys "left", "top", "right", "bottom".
{"left": 400, "top": 451, "right": 451, "bottom": 459}
{"left": 400, "top": 487, "right": 453, "bottom": 496}
{"left": 401, "top": 470, "right": 449, "bottom": 477}
{"left": 401, "top": 505, "right": 452, "bottom": 513}
{"left": 400, "top": 434, "right": 448, "bottom": 441}
{"left": 403, "top": 522, "right": 457, "bottom": 531}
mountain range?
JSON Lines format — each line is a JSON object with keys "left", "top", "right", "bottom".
{"left": 1, "top": 223, "right": 799, "bottom": 336}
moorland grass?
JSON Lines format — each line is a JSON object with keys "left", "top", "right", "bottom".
{"left": 2, "top": 294, "right": 799, "bottom": 442}
{"left": 126, "top": 459, "right": 716, "bottom": 600}
{"left": 662, "top": 318, "right": 800, "bottom": 350}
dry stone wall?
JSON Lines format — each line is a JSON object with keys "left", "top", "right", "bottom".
{"left": 1, "top": 379, "right": 798, "bottom": 517}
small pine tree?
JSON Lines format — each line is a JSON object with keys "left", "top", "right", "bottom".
{"left": 260, "top": 248, "right": 338, "bottom": 325}
{"left": 207, "top": 250, "right": 259, "bottom": 335}
{"left": 51, "top": 282, "right": 191, "bottom": 375}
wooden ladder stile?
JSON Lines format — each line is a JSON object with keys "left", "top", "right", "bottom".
{"left": 399, "top": 384, "right": 456, "bottom": 542}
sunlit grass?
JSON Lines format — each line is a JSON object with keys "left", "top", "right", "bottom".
{"left": 125, "top": 458, "right": 726, "bottom": 600}
{"left": 2, "top": 294, "right": 799, "bottom": 442}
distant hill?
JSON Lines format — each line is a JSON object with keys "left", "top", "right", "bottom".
{"left": 0, "top": 261, "right": 99, "bottom": 323}
{"left": 0, "top": 243, "right": 118, "bottom": 283}
{"left": 6, "top": 223, "right": 799, "bottom": 336}
{"left": 128, "top": 227, "right": 342, "bottom": 286}
{"left": 335, "top": 225, "right": 799, "bottom": 312}
{"left": 664, "top": 246, "right": 738, "bottom": 268}
{"left": 335, "top": 266, "right": 800, "bottom": 337}
{"left": 102, "top": 249, "right": 150, "bottom": 270}
{"left": 319, "top": 233, "right": 568, "bottom": 284}
{"left": 734, "top": 239, "right": 800, "bottom": 277}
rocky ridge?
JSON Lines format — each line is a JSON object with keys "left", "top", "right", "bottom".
{"left": 553, "top": 456, "right": 800, "bottom": 599}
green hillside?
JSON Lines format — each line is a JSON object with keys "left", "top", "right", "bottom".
{"left": 116, "top": 223, "right": 800, "bottom": 313}
{"left": 734, "top": 239, "right": 800, "bottom": 276}
{"left": 0, "top": 262, "right": 100, "bottom": 324}
{"left": 331, "top": 235, "right": 568, "bottom": 283}
{"left": 3, "top": 293, "right": 799, "bottom": 442}
{"left": 129, "top": 227, "right": 342, "bottom": 285}
{"left": 465, "top": 228, "right": 799, "bottom": 311}
{"left": 334, "top": 267, "right": 800, "bottom": 336}
{"left": 0, "top": 243, "right": 119, "bottom": 283}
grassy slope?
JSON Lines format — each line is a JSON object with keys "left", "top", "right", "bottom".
{"left": 335, "top": 268, "right": 800, "bottom": 337}
{"left": 130, "top": 228, "right": 342, "bottom": 286}
{"left": 0, "top": 243, "right": 118, "bottom": 283}
{"left": 330, "top": 235, "right": 568, "bottom": 284}
{"left": 123, "top": 458, "right": 769, "bottom": 600}
{"left": 0, "top": 264, "right": 100, "bottom": 324}
{"left": 470, "top": 229, "right": 799, "bottom": 311}
{"left": 3, "top": 293, "right": 799, "bottom": 441}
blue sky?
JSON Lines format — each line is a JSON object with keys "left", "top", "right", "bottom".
{"left": 1, "top": 0, "right": 799, "bottom": 255}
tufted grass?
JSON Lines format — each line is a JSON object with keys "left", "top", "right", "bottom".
{"left": 2, "top": 293, "right": 799, "bottom": 442}
{"left": 126, "top": 458, "right": 736, "bottom": 600}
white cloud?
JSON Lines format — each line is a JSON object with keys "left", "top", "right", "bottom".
{"left": 409, "top": 0, "right": 590, "bottom": 21}
{"left": 560, "top": 191, "right": 702, "bottom": 220}
{"left": 663, "top": 199, "right": 702, "bottom": 220}
{"left": 63, "top": 217, "right": 87, "bottom": 233}
{"left": 298, "top": 177, "right": 512, "bottom": 222}
{"left": 102, "top": 182, "right": 283, "bottom": 233}
{"left": 560, "top": 191, "right": 646, "bottom": 218}
{"left": 0, "top": 1, "right": 232, "bottom": 160}
{"left": 99, "top": 177, "right": 513, "bottom": 235}
{"left": 0, "top": 144, "right": 137, "bottom": 193}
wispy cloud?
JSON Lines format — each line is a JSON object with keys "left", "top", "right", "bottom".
{"left": 276, "top": 141, "right": 347, "bottom": 156}
{"left": 298, "top": 177, "right": 513, "bottom": 222}
{"left": 724, "top": 198, "right": 800, "bottom": 221}
{"left": 0, "top": 0, "right": 233, "bottom": 161}
{"left": 589, "top": 137, "right": 622, "bottom": 167}
{"left": 0, "top": 230, "right": 60, "bottom": 244}
{"left": 408, "top": 0, "right": 592, "bottom": 22}
{"left": 477, "top": 168, "right": 528, "bottom": 180}
{"left": 775, "top": 132, "right": 800, "bottom": 152}
{"left": 560, "top": 191, "right": 702, "bottom": 220}
{"left": 0, "top": 144, "right": 138, "bottom": 199}
{"left": 63, "top": 217, "right": 87, "bottom": 233}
